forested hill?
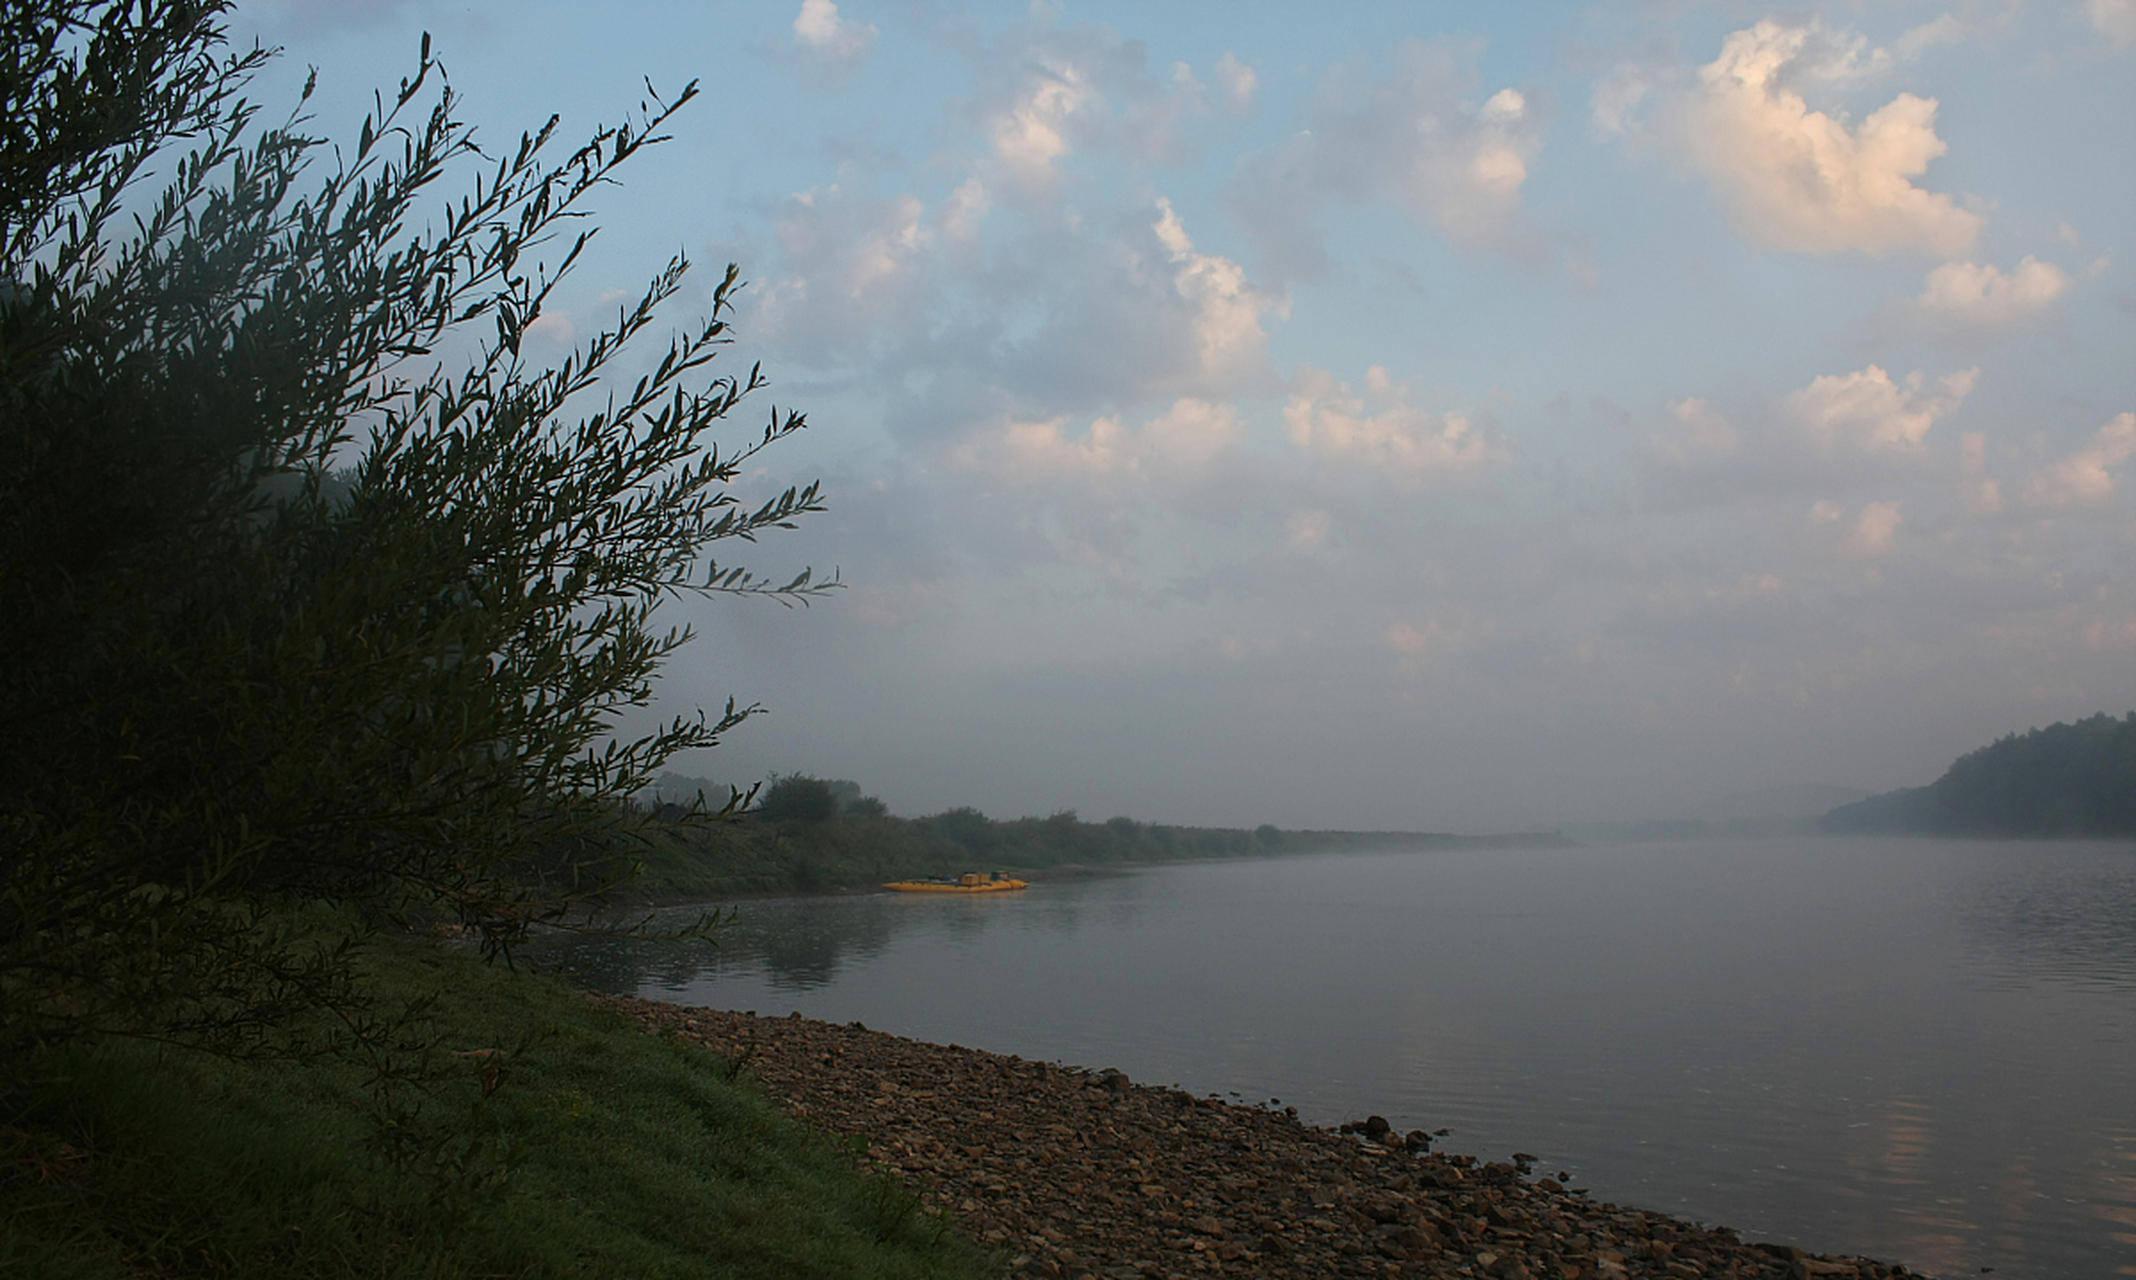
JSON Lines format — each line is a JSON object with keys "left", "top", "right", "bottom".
{"left": 1821, "top": 712, "right": 2136, "bottom": 837}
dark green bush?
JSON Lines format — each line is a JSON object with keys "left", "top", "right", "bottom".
{"left": 757, "top": 776, "right": 840, "bottom": 824}
{"left": 0, "top": 0, "right": 827, "bottom": 1062}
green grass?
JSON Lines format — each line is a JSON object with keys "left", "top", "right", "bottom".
{"left": 0, "top": 933, "right": 996, "bottom": 1279}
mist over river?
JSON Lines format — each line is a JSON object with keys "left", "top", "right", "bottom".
{"left": 531, "top": 838, "right": 2136, "bottom": 1279}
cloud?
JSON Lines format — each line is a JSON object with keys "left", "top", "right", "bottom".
{"left": 963, "top": 22, "right": 1213, "bottom": 203}
{"left": 1214, "top": 53, "right": 1257, "bottom": 112}
{"left": 753, "top": 179, "right": 1283, "bottom": 423}
{"left": 1591, "top": 60, "right": 1655, "bottom": 139}
{"left": 952, "top": 398, "right": 1246, "bottom": 488}
{"left": 1893, "top": 6, "right": 2024, "bottom": 60}
{"left": 1781, "top": 365, "right": 1978, "bottom": 452}
{"left": 987, "top": 53, "right": 1101, "bottom": 197}
{"left": 2025, "top": 412, "right": 2136, "bottom": 507}
{"left": 1285, "top": 364, "right": 1506, "bottom": 479}
{"left": 1895, "top": 14, "right": 1970, "bottom": 59}
{"left": 1809, "top": 498, "right": 1904, "bottom": 556}
{"left": 1653, "top": 396, "right": 1743, "bottom": 466}
{"left": 1228, "top": 40, "right": 1543, "bottom": 277}
{"left": 973, "top": 197, "right": 1281, "bottom": 406}
{"left": 1848, "top": 500, "right": 1904, "bottom": 556}
{"left": 2089, "top": 0, "right": 2136, "bottom": 50}
{"left": 1646, "top": 365, "right": 1977, "bottom": 502}
{"left": 1152, "top": 199, "right": 1281, "bottom": 386}
{"left": 937, "top": 177, "right": 991, "bottom": 248}
{"left": 749, "top": 186, "right": 932, "bottom": 360}
{"left": 793, "top": 0, "right": 877, "bottom": 66}
{"left": 1616, "top": 20, "right": 1981, "bottom": 257}
{"left": 1895, "top": 256, "right": 2073, "bottom": 341}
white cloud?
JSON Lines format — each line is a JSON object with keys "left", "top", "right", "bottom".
{"left": 1847, "top": 500, "right": 1904, "bottom": 556}
{"left": 1591, "top": 62, "right": 1654, "bottom": 138}
{"left": 1782, "top": 364, "right": 1978, "bottom": 452}
{"left": 1285, "top": 364, "right": 1506, "bottom": 478}
{"left": 953, "top": 398, "right": 1246, "bottom": 487}
{"left": 1809, "top": 498, "right": 1904, "bottom": 555}
{"left": 792, "top": 0, "right": 877, "bottom": 66}
{"left": 957, "top": 412, "right": 1121, "bottom": 483}
{"left": 988, "top": 54, "right": 1100, "bottom": 197}
{"left": 1214, "top": 53, "right": 1257, "bottom": 112}
{"left": 1378, "top": 72, "right": 1541, "bottom": 250}
{"left": 1895, "top": 14, "right": 1969, "bottom": 59}
{"left": 1139, "top": 396, "right": 1246, "bottom": 471}
{"left": 1653, "top": 396, "right": 1742, "bottom": 465}
{"left": 1633, "top": 20, "right": 1982, "bottom": 256}
{"left": 938, "top": 177, "right": 990, "bottom": 246}
{"left": 965, "top": 24, "right": 1213, "bottom": 202}
{"left": 2025, "top": 412, "right": 2136, "bottom": 507}
{"left": 771, "top": 185, "right": 1281, "bottom": 412}
{"left": 1901, "top": 256, "right": 2072, "bottom": 338}
{"left": 523, "top": 311, "right": 574, "bottom": 348}
{"left": 2089, "top": 0, "right": 2136, "bottom": 50}
{"left": 750, "top": 186, "right": 931, "bottom": 359}
{"left": 1152, "top": 199, "right": 1280, "bottom": 386}
{"left": 1647, "top": 366, "right": 1979, "bottom": 505}
{"left": 1893, "top": 7, "right": 2022, "bottom": 60}
{"left": 1229, "top": 40, "right": 1543, "bottom": 276}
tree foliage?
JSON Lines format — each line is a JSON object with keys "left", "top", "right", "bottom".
{"left": 0, "top": 1, "right": 829, "bottom": 1060}
{"left": 755, "top": 775, "right": 840, "bottom": 824}
{"left": 1822, "top": 712, "right": 2136, "bottom": 837}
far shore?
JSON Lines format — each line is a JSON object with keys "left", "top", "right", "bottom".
{"left": 613, "top": 826, "right": 1573, "bottom": 909}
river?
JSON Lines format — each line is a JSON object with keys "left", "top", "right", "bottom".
{"left": 528, "top": 836, "right": 2136, "bottom": 1278}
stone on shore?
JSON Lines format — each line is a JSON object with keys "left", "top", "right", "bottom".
{"left": 602, "top": 997, "right": 1921, "bottom": 1280}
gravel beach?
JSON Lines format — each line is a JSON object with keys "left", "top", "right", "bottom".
{"left": 603, "top": 997, "right": 1924, "bottom": 1280}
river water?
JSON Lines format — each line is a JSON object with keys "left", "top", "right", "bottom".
{"left": 530, "top": 837, "right": 2136, "bottom": 1279}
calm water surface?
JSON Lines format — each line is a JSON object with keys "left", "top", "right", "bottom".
{"left": 532, "top": 837, "right": 2136, "bottom": 1279}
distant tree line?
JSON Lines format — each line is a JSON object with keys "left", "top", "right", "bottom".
{"left": 1822, "top": 712, "right": 2136, "bottom": 837}
{"left": 620, "top": 781, "right": 1550, "bottom": 900}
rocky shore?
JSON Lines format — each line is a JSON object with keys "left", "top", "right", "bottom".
{"left": 604, "top": 998, "right": 1924, "bottom": 1280}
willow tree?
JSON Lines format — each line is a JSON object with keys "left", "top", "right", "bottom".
{"left": 0, "top": 0, "right": 828, "bottom": 1060}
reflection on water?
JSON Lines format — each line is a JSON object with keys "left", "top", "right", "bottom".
{"left": 527, "top": 838, "right": 2136, "bottom": 1280}
{"left": 2102, "top": 1127, "right": 2136, "bottom": 1277}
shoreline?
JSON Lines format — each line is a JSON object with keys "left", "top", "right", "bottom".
{"left": 608, "top": 833, "right": 1575, "bottom": 911}
{"left": 606, "top": 996, "right": 1922, "bottom": 1280}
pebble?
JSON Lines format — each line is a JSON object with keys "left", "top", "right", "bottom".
{"left": 602, "top": 997, "right": 1926, "bottom": 1280}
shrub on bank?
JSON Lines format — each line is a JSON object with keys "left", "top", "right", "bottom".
{"left": 0, "top": 932, "right": 991, "bottom": 1279}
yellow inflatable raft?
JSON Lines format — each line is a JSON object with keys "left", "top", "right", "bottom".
{"left": 883, "top": 871, "right": 1029, "bottom": 893}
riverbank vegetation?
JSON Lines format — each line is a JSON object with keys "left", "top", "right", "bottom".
{"left": 0, "top": 4, "right": 976, "bottom": 1275}
{"left": 629, "top": 774, "right": 1564, "bottom": 900}
{"left": 1821, "top": 711, "right": 2136, "bottom": 837}
{"left": 0, "top": 926, "right": 990, "bottom": 1279}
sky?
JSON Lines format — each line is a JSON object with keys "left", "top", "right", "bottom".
{"left": 230, "top": 0, "right": 2136, "bottom": 831}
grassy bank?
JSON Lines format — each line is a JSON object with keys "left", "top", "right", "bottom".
{"left": 624, "top": 804, "right": 1567, "bottom": 902}
{"left": 0, "top": 930, "right": 994, "bottom": 1280}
